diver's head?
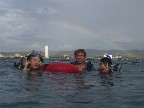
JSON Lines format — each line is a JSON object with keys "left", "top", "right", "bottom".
{"left": 74, "top": 49, "right": 86, "bottom": 64}
{"left": 74, "top": 49, "right": 86, "bottom": 57}
{"left": 98, "top": 57, "right": 112, "bottom": 74}
{"left": 26, "top": 51, "right": 43, "bottom": 69}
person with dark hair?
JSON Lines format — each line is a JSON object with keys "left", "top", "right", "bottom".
{"left": 71, "top": 49, "right": 95, "bottom": 71}
{"left": 98, "top": 57, "right": 112, "bottom": 74}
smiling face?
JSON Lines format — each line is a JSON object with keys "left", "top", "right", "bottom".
{"left": 74, "top": 49, "right": 86, "bottom": 64}
{"left": 29, "top": 57, "right": 41, "bottom": 69}
{"left": 75, "top": 52, "right": 86, "bottom": 64}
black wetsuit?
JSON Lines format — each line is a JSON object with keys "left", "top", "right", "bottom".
{"left": 71, "top": 61, "right": 96, "bottom": 71}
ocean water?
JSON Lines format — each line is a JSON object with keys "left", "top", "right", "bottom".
{"left": 0, "top": 58, "right": 144, "bottom": 108}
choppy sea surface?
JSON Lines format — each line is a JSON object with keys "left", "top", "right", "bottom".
{"left": 0, "top": 58, "right": 144, "bottom": 108}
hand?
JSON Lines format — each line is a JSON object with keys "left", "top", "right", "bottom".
{"left": 23, "top": 60, "right": 30, "bottom": 72}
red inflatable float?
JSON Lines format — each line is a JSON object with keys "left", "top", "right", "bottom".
{"left": 40, "top": 62, "right": 80, "bottom": 73}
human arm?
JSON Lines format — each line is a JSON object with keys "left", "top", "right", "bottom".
{"left": 23, "top": 60, "right": 30, "bottom": 72}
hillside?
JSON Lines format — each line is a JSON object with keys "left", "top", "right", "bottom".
{"left": 1, "top": 49, "right": 144, "bottom": 58}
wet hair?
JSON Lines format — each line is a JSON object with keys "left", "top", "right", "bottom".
{"left": 74, "top": 49, "right": 86, "bottom": 57}
{"left": 98, "top": 57, "right": 112, "bottom": 73}
{"left": 100, "top": 57, "right": 112, "bottom": 66}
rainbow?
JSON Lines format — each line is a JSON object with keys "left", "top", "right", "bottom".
{"left": 50, "top": 20, "right": 137, "bottom": 57}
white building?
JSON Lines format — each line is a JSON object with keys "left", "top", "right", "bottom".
{"left": 45, "top": 45, "right": 49, "bottom": 58}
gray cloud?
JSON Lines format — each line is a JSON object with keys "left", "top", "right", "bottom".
{"left": 0, "top": 0, "right": 144, "bottom": 52}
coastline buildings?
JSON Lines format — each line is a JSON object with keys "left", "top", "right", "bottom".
{"left": 103, "top": 53, "right": 122, "bottom": 60}
{"left": 45, "top": 45, "right": 49, "bottom": 58}
{"left": 0, "top": 53, "right": 3, "bottom": 58}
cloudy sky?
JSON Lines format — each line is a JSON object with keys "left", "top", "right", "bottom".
{"left": 0, "top": 0, "right": 143, "bottom": 52}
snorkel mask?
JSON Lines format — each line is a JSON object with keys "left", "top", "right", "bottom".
{"left": 31, "top": 50, "right": 42, "bottom": 58}
{"left": 27, "top": 50, "right": 43, "bottom": 64}
{"left": 14, "top": 51, "right": 43, "bottom": 70}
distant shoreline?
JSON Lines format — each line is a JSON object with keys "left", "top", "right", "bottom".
{"left": 0, "top": 49, "right": 144, "bottom": 58}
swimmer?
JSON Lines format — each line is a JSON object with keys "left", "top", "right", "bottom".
{"left": 98, "top": 57, "right": 112, "bottom": 74}
{"left": 71, "top": 49, "right": 95, "bottom": 71}
{"left": 23, "top": 51, "right": 43, "bottom": 72}
{"left": 23, "top": 52, "right": 43, "bottom": 79}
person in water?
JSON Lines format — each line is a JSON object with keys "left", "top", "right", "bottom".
{"left": 71, "top": 49, "right": 95, "bottom": 71}
{"left": 98, "top": 57, "right": 112, "bottom": 74}
{"left": 23, "top": 51, "right": 43, "bottom": 72}
{"left": 13, "top": 50, "right": 43, "bottom": 72}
